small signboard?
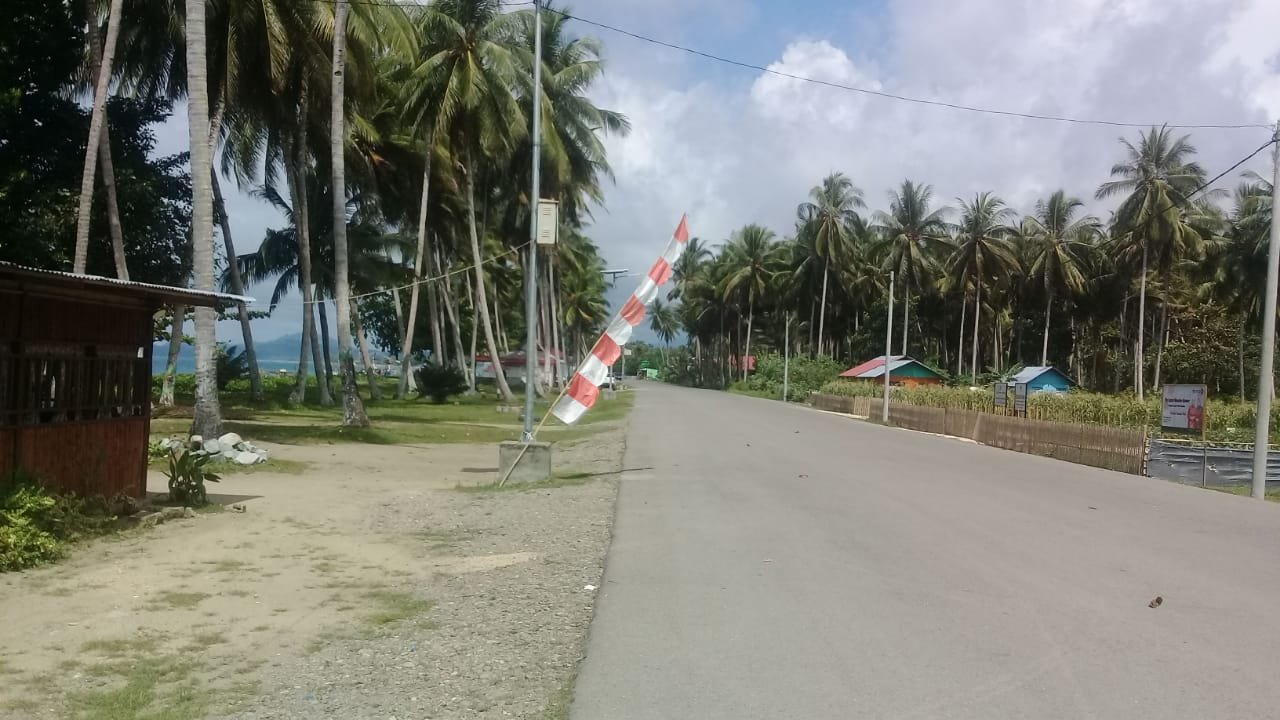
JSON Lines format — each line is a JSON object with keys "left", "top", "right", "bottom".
{"left": 623, "top": 348, "right": 633, "bottom": 357}
{"left": 1014, "top": 383, "right": 1029, "bottom": 415}
{"left": 535, "top": 199, "right": 559, "bottom": 245}
{"left": 994, "top": 382, "right": 1007, "bottom": 407}
{"left": 1162, "top": 384, "right": 1207, "bottom": 435}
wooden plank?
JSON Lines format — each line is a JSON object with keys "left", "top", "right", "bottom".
{"left": 14, "top": 419, "right": 148, "bottom": 497}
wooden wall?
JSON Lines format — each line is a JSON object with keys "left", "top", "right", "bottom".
{"left": 4, "top": 420, "right": 148, "bottom": 498}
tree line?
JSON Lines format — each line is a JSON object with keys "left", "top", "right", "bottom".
{"left": 664, "top": 127, "right": 1276, "bottom": 401}
{"left": 2, "top": 0, "right": 624, "bottom": 437}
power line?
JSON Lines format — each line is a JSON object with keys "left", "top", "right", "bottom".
{"left": 535, "top": 5, "right": 1270, "bottom": 131}
{"left": 304, "top": 240, "right": 531, "bottom": 305}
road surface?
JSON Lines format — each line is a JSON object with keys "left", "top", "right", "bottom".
{"left": 571, "top": 383, "right": 1280, "bottom": 719}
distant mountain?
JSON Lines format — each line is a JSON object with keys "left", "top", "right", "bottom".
{"left": 151, "top": 333, "right": 339, "bottom": 374}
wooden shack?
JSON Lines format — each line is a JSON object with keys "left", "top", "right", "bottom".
{"left": 0, "top": 262, "right": 244, "bottom": 498}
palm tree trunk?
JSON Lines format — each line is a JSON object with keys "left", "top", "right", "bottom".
{"left": 1136, "top": 244, "right": 1148, "bottom": 401}
{"left": 818, "top": 261, "right": 830, "bottom": 356}
{"left": 468, "top": 276, "right": 479, "bottom": 393}
{"left": 464, "top": 153, "right": 514, "bottom": 402}
{"left": 807, "top": 298, "right": 816, "bottom": 357}
{"left": 185, "top": 0, "right": 222, "bottom": 438}
{"left": 1153, "top": 302, "right": 1169, "bottom": 393}
{"left": 73, "top": 0, "right": 124, "bottom": 275}
{"left": 442, "top": 255, "right": 470, "bottom": 381}
{"left": 971, "top": 278, "right": 981, "bottom": 385}
{"left": 83, "top": 17, "right": 129, "bottom": 281}
{"left": 390, "top": 285, "right": 408, "bottom": 388}
{"left": 957, "top": 292, "right": 967, "bottom": 376}
{"left": 549, "top": 254, "right": 564, "bottom": 388}
{"left": 1240, "top": 316, "right": 1248, "bottom": 402}
{"left": 211, "top": 170, "right": 263, "bottom": 401}
{"left": 290, "top": 304, "right": 312, "bottom": 405}
{"left": 329, "top": 0, "right": 368, "bottom": 427}
{"left": 743, "top": 298, "right": 754, "bottom": 382}
{"left": 317, "top": 298, "right": 335, "bottom": 389}
{"left": 352, "top": 299, "right": 381, "bottom": 402}
{"left": 399, "top": 167, "right": 431, "bottom": 398}
{"left": 159, "top": 305, "right": 186, "bottom": 406}
{"left": 901, "top": 282, "right": 911, "bottom": 356}
{"left": 310, "top": 302, "right": 332, "bottom": 405}
{"left": 1041, "top": 294, "right": 1053, "bottom": 366}
{"left": 98, "top": 123, "right": 129, "bottom": 280}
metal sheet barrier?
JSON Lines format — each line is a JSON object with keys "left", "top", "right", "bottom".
{"left": 1146, "top": 439, "right": 1280, "bottom": 487}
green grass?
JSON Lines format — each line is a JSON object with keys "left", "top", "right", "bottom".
{"left": 69, "top": 657, "right": 206, "bottom": 720}
{"left": 363, "top": 590, "right": 434, "bottom": 626}
{"left": 151, "top": 386, "right": 634, "bottom": 448}
{"left": 1210, "top": 485, "right": 1280, "bottom": 502}
{"left": 146, "top": 591, "right": 210, "bottom": 611}
{"left": 146, "top": 455, "right": 308, "bottom": 476}
{"left": 81, "top": 637, "right": 162, "bottom": 659}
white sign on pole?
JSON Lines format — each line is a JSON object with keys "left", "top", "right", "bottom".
{"left": 1162, "top": 384, "right": 1207, "bottom": 433}
{"left": 1014, "top": 383, "right": 1029, "bottom": 415}
{"left": 536, "top": 199, "right": 559, "bottom": 245}
{"left": 993, "top": 382, "right": 1007, "bottom": 407}
{"left": 623, "top": 349, "right": 633, "bottom": 356}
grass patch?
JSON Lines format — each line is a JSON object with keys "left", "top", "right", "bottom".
{"left": 457, "top": 471, "right": 599, "bottom": 494}
{"left": 541, "top": 681, "right": 576, "bottom": 720}
{"left": 1210, "top": 485, "right": 1280, "bottom": 502}
{"left": 186, "top": 632, "right": 226, "bottom": 650}
{"left": 364, "top": 590, "right": 434, "bottom": 626}
{"left": 145, "top": 454, "right": 309, "bottom": 476}
{"left": 147, "top": 591, "right": 210, "bottom": 611}
{"left": 69, "top": 656, "right": 205, "bottom": 720}
{"left": 150, "top": 386, "right": 635, "bottom": 448}
{"left": 81, "top": 636, "right": 162, "bottom": 659}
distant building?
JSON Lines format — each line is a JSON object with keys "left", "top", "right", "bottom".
{"left": 1011, "top": 366, "right": 1076, "bottom": 393}
{"left": 839, "top": 355, "right": 944, "bottom": 387}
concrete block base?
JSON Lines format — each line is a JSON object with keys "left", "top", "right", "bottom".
{"left": 498, "top": 441, "right": 552, "bottom": 484}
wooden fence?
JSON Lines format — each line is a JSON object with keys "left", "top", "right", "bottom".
{"left": 810, "top": 393, "right": 1146, "bottom": 475}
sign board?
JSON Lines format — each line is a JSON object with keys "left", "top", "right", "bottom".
{"left": 1014, "top": 383, "right": 1029, "bottom": 415}
{"left": 623, "top": 349, "right": 633, "bottom": 357}
{"left": 535, "top": 199, "right": 559, "bottom": 245}
{"left": 994, "top": 382, "right": 1007, "bottom": 407}
{"left": 1162, "top": 384, "right": 1207, "bottom": 434}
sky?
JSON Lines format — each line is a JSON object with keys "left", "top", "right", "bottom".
{"left": 153, "top": 0, "right": 1280, "bottom": 349}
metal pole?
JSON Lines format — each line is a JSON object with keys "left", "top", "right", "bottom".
{"left": 522, "top": 0, "right": 543, "bottom": 441}
{"left": 782, "top": 313, "right": 791, "bottom": 402}
{"left": 1251, "top": 125, "right": 1280, "bottom": 498}
{"left": 883, "top": 271, "right": 894, "bottom": 424}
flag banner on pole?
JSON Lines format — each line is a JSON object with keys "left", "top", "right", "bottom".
{"left": 552, "top": 214, "right": 689, "bottom": 424}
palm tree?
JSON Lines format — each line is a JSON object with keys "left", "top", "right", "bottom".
{"left": 1097, "top": 126, "right": 1207, "bottom": 399}
{"left": 418, "top": 0, "right": 524, "bottom": 403}
{"left": 73, "top": 0, "right": 125, "bottom": 275}
{"left": 649, "top": 298, "right": 679, "bottom": 365}
{"left": 1023, "top": 191, "right": 1099, "bottom": 365}
{"left": 186, "top": 0, "right": 223, "bottom": 437}
{"left": 720, "top": 224, "right": 782, "bottom": 381}
{"left": 797, "top": 172, "right": 864, "bottom": 355}
{"left": 949, "top": 192, "right": 1018, "bottom": 384}
{"left": 873, "top": 180, "right": 950, "bottom": 355}
{"left": 329, "top": 0, "right": 370, "bottom": 426}
{"left": 669, "top": 237, "right": 712, "bottom": 301}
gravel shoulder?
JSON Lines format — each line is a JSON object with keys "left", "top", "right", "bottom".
{"left": 0, "top": 406, "right": 628, "bottom": 720}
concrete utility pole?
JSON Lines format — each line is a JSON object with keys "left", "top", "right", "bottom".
{"left": 883, "top": 271, "right": 894, "bottom": 424}
{"left": 522, "top": 0, "right": 543, "bottom": 441}
{"left": 1250, "top": 124, "right": 1280, "bottom": 499}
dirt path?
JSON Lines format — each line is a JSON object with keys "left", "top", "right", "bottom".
{"left": 0, "top": 420, "right": 626, "bottom": 720}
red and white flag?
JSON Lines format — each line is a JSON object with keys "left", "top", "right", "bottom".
{"left": 552, "top": 214, "right": 689, "bottom": 424}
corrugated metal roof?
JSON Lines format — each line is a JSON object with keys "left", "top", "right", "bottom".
{"left": 0, "top": 262, "right": 253, "bottom": 307}
{"left": 840, "top": 355, "right": 900, "bottom": 378}
{"left": 1012, "top": 366, "right": 1075, "bottom": 386}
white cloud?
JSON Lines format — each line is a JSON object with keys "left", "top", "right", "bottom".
{"left": 581, "top": 0, "right": 1280, "bottom": 293}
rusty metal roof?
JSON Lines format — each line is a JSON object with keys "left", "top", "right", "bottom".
{"left": 0, "top": 262, "right": 253, "bottom": 307}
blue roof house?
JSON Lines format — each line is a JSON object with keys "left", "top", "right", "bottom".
{"left": 1012, "top": 366, "right": 1076, "bottom": 393}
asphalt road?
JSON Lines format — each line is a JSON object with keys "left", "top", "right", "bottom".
{"left": 570, "top": 383, "right": 1280, "bottom": 719}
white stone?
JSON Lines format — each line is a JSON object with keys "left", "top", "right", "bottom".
{"left": 189, "top": 435, "right": 203, "bottom": 447}
{"left": 222, "top": 449, "right": 239, "bottom": 461}
{"left": 235, "top": 451, "right": 263, "bottom": 465}
{"left": 218, "top": 432, "right": 243, "bottom": 448}
{"left": 203, "top": 438, "right": 221, "bottom": 454}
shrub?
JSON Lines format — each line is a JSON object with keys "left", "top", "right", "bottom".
{"left": 216, "top": 343, "right": 249, "bottom": 390}
{"left": 0, "top": 477, "right": 123, "bottom": 572}
{"left": 735, "top": 354, "right": 844, "bottom": 401}
{"left": 415, "top": 364, "right": 468, "bottom": 404}
{"left": 162, "top": 449, "right": 221, "bottom": 507}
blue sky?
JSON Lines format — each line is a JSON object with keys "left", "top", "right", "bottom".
{"left": 153, "top": 0, "right": 1280, "bottom": 350}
